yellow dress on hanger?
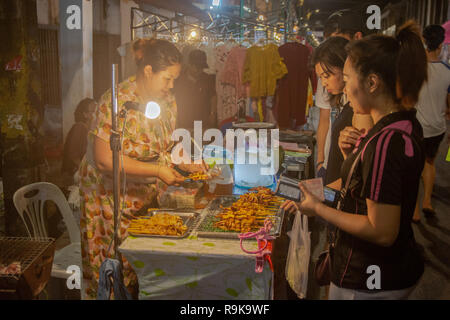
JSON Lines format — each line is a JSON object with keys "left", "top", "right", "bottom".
{"left": 242, "top": 44, "right": 287, "bottom": 98}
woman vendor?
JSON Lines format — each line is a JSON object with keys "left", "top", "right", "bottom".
{"left": 78, "top": 39, "right": 207, "bottom": 299}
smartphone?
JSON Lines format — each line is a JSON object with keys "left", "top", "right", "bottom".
{"left": 275, "top": 175, "right": 302, "bottom": 202}
{"left": 323, "top": 186, "right": 340, "bottom": 208}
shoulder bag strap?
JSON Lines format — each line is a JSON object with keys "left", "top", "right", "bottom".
{"left": 329, "top": 126, "right": 416, "bottom": 246}
{"left": 328, "top": 148, "right": 363, "bottom": 246}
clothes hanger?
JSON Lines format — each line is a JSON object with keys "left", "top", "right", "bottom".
{"left": 216, "top": 39, "right": 225, "bottom": 47}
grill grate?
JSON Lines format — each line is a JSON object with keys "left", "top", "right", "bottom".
{"left": 0, "top": 237, "right": 54, "bottom": 280}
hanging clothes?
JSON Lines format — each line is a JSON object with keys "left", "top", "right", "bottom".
{"left": 215, "top": 43, "right": 235, "bottom": 124}
{"left": 220, "top": 46, "right": 248, "bottom": 121}
{"left": 305, "top": 79, "right": 314, "bottom": 118}
{"left": 242, "top": 44, "right": 287, "bottom": 98}
{"left": 274, "top": 42, "right": 313, "bottom": 129}
{"left": 265, "top": 96, "right": 277, "bottom": 125}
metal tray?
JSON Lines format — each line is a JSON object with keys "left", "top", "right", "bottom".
{"left": 195, "top": 195, "right": 285, "bottom": 240}
{"left": 128, "top": 209, "right": 200, "bottom": 239}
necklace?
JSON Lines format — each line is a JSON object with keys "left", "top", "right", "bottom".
{"left": 387, "top": 105, "right": 401, "bottom": 115}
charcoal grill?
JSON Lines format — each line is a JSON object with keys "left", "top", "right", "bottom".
{"left": 0, "top": 237, "right": 55, "bottom": 299}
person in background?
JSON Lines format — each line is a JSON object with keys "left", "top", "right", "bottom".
{"left": 413, "top": 25, "right": 450, "bottom": 222}
{"left": 283, "top": 21, "right": 427, "bottom": 299}
{"left": 174, "top": 49, "right": 217, "bottom": 131}
{"left": 315, "top": 9, "right": 374, "bottom": 185}
{"left": 439, "top": 21, "right": 450, "bottom": 65}
{"left": 61, "top": 98, "right": 96, "bottom": 188}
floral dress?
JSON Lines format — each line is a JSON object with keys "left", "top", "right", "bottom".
{"left": 78, "top": 76, "right": 177, "bottom": 299}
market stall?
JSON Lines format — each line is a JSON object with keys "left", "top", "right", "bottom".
{"left": 118, "top": 186, "right": 285, "bottom": 300}
{"left": 119, "top": 230, "right": 273, "bottom": 300}
{"left": 84, "top": 6, "right": 318, "bottom": 299}
{"left": 114, "top": 130, "right": 314, "bottom": 299}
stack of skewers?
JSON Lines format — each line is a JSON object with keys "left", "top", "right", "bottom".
{"left": 213, "top": 187, "right": 283, "bottom": 233}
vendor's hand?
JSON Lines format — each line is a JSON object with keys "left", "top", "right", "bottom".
{"left": 157, "top": 166, "right": 185, "bottom": 186}
{"left": 280, "top": 200, "right": 300, "bottom": 215}
{"left": 338, "top": 126, "right": 364, "bottom": 159}
{"left": 298, "top": 182, "right": 322, "bottom": 217}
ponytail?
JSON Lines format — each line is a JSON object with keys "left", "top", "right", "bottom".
{"left": 395, "top": 21, "right": 428, "bottom": 109}
{"left": 346, "top": 20, "right": 427, "bottom": 110}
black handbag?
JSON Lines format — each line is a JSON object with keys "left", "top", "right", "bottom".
{"left": 313, "top": 150, "right": 362, "bottom": 286}
{"left": 314, "top": 249, "right": 332, "bottom": 286}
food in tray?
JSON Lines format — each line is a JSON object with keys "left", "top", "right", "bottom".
{"left": 128, "top": 213, "right": 188, "bottom": 236}
{"left": 185, "top": 172, "right": 210, "bottom": 181}
{"left": 0, "top": 261, "right": 21, "bottom": 275}
{"left": 213, "top": 187, "right": 282, "bottom": 233}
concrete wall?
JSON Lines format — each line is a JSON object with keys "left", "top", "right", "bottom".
{"left": 121, "top": 0, "right": 139, "bottom": 45}
{"left": 36, "top": 0, "right": 59, "bottom": 25}
{"left": 120, "top": 0, "right": 139, "bottom": 79}
{"left": 93, "top": 0, "right": 121, "bottom": 35}
{"left": 59, "top": 0, "right": 93, "bottom": 139}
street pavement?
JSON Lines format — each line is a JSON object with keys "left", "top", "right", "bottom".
{"left": 410, "top": 122, "right": 450, "bottom": 299}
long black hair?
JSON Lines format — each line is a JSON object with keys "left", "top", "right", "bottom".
{"left": 312, "top": 36, "right": 349, "bottom": 107}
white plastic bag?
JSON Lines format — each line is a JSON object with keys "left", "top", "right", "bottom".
{"left": 285, "top": 211, "right": 311, "bottom": 299}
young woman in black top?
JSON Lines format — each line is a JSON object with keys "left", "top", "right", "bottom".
{"left": 282, "top": 21, "right": 427, "bottom": 299}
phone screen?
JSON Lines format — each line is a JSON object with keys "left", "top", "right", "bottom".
{"left": 278, "top": 183, "right": 301, "bottom": 201}
{"left": 323, "top": 187, "right": 338, "bottom": 203}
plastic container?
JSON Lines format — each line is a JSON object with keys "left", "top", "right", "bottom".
{"left": 205, "top": 163, "right": 234, "bottom": 196}
{"left": 233, "top": 146, "right": 275, "bottom": 189}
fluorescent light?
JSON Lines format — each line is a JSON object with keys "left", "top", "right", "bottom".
{"left": 212, "top": 0, "right": 220, "bottom": 7}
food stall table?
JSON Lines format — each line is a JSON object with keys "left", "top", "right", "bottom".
{"left": 119, "top": 232, "right": 273, "bottom": 300}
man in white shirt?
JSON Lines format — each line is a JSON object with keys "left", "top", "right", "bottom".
{"left": 414, "top": 25, "right": 450, "bottom": 221}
